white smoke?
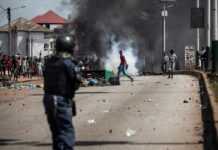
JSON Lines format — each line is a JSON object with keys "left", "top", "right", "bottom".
{"left": 105, "top": 36, "right": 138, "bottom": 75}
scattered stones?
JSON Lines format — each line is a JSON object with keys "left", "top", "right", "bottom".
{"left": 144, "top": 98, "right": 152, "bottom": 102}
{"left": 88, "top": 119, "right": 96, "bottom": 124}
{"left": 183, "top": 100, "right": 189, "bottom": 103}
{"left": 109, "top": 129, "right": 113, "bottom": 134}
{"left": 126, "top": 128, "right": 136, "bottom": 137}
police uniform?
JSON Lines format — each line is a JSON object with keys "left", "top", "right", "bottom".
{"left": 43, "top": 34, "right": 81, "bottom": 150}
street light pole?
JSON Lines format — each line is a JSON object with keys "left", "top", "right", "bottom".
{"left": 206, "top": 0, "right": 211, "bottom": 48}
{"left": 162, "top": 3, "right": 167, "bottom": 54}
{"left": 160, "top": 0, "right": 176, "bottom": 56}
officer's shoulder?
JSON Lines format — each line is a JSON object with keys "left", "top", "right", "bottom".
{"left": 63, "top": 58, "right": 77, "bottom": 67}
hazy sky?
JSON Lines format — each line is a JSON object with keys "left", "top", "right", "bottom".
{"left": 0, "top": 0, "right": 72, "bottom": 26}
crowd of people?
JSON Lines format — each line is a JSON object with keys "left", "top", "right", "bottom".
{"left": 0, "top": 52, "right": 43, "bottom": 81}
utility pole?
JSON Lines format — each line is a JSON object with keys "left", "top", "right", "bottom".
{"left": 7, "top": 7, "right": 11, "bottom": 56}
{"left": 196, "top": 0, "right": 200, "bottom": 68}
{"left": 160, "top": 0, "right": 176, "bottom": 56}
{"left": 206, "top": 0, "right": 211, "bottom": 48}
{"left": 0, "top": 5, "right": 26, "bottom": 56}
{"left": 212, "top": 0, "right": 218, "bottom": 72}
{"left": 162, "top": 3, "right": 167, "bottom": 55}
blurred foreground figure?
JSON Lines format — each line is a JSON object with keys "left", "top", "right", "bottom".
{"left": 168, "top": 49, "right": 177, "bottom": 79}
{"left": 43, "top": 34, "right": 82, "bottom": 150}
{"left": 117, "top": 50, "right": 134, "bottom": 82}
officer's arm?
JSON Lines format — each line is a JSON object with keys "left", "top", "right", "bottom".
{"left": 64, "top": 59, "right": 83, "bottom": 89}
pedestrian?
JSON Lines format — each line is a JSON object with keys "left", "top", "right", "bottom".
{"left": 162, "top": 52, "right": 169, "bottom": 74}
{"left": 0, "top": 53, "right": 3, "bottom": 76}
{"left": 168, "top": 49, "right": 177, "bottom": 79}
{"left": 201, "top": 46, "right": 209, "bottom": 71}
{"left": 43, "top": 34, "right": 82, "bottom": 150}
{"left": 2, "top": 55, "right": 6, "bottom": 76}
{"left": 117, "top": 50, "right": 134, "bottom": 82}
{"left": 37, "top": 58, "right": 43, "bottom": 76}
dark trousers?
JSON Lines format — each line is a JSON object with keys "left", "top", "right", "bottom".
{"left": 117, "top": 64, "right": 133, "bottom": 81}
{"left": 43, "top": 94, "right": 75, "bottom": 150}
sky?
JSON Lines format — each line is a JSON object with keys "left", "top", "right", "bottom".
{"left": 0, "top": 0, "right": 72, "bottom": 26}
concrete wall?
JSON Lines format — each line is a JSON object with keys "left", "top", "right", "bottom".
{"left": 0, "top": 33, "right": 9, "bottom": 55}
{"left": 0, "top": 31, "right": 50, "bottom": 57}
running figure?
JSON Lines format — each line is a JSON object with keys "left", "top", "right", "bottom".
{"left": 117, "top": 50, "right": 134, "bottom": 82}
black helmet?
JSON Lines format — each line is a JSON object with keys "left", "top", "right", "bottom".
{"left": 55, "top": 34, "right": 75, "bottom": 54}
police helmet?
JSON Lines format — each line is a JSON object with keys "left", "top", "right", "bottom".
{"left": 55, "top": 34, "right": 75, "bottom": 54}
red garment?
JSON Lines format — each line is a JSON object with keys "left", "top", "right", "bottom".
{"left": 120, "top": 55, "right": 126, "bottom": 65}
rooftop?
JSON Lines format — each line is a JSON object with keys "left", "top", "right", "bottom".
{"left": 0, "top": 17, "right": 51, "bottom": 32}
{"left": 32, "top": 10, "right": 66, "bottom": 25}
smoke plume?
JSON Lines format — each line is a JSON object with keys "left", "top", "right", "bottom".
{"left": 63, "top": 0, "right": 205, "bottom": 72}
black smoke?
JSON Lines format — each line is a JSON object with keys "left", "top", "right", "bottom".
{"left": 65, "top": 0, "right": 206, "bottom": 72}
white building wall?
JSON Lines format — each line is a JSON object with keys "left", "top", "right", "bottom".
{"left": 0, "top": 33, "right": 9, "bottom": 55}
{"left": 30, "top": 32, "right": 45, "bottom": 57}
{"left": 17, "top": 32, "right": 28, "bottom": 56}
{"left": 0, "top": 31, "right": 50, "bottom": 57}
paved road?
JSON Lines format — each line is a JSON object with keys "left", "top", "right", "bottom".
{"left": 0, "top": 75, "right": 203, "bottom": 150}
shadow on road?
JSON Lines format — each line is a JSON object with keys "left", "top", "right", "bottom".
{"left": 0, "top": 140, "right": 202, "bottom": 147}
{"left": 198, "top": 75, "right": 218, "bottom": 150}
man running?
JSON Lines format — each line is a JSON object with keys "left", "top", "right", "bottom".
{"left": 117, "top": 50, "right": 134, "bottom": 82}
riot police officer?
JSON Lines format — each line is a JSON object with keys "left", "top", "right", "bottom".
{"left": 43, "top": 34, "right": 81, "bottom": 150}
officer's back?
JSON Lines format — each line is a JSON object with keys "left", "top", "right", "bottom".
{"left": 44, "top": 55, "right": 76, "bottom": 99}
{"left": 43, "top": 34, "right": 79, "bottom": 150}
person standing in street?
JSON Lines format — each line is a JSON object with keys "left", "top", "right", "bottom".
{"left": 117, "top": 50, "right": 134, "bottom": 82}
{"left": 162, "top": 52, "right": 169, "bottom": 74}
{"left": 43, "top": 34, "right": 82, "bottom": 150}
{"left": 168, "top": 49, "right": 177, "bottom": 79}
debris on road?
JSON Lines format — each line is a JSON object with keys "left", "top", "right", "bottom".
{"left": 144, "top": 98, "right": 152, "bottom": 102}
{"left": 88, "top": 119, "right": 96, "bottom": 124}
{"left": 109, "top": 129, "right": 113, "bottom": 134}
{"left": 183, "top": 100, "right": 189, "bottom": 103}
{"left": 126, "top": 128, "right": 136, "bottom": 137}
{"left": 103, "top": 110, "right": 109, "bottom": 113}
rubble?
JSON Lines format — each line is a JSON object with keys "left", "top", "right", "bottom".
{"left": 183, "top": 100, "right": 189, "bottom": 103}
{"left": 109, "top": 129, "right": 113, "bottom": 134}
{"left": 144, "top": 98, "right": 152, "bottom": 102}
{"left": 88, "top": 119, "right": 96, "bottom": 124}
{"left": 126, "top": 128, "right": 136, "bottom": 137}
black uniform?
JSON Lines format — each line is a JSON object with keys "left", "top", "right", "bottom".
{"left": 43, "top": 54, "right": 81, "bottom": 150}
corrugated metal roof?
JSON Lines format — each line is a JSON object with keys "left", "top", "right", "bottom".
{"left": 0, "top": 17, "right": 51, "bottom": 32}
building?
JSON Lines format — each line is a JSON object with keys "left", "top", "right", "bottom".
{"left": 0, "top": 17, "right": 53, "bottom": 57}
{"left": 32, "top": 10, "right": 66, "bottom": 30}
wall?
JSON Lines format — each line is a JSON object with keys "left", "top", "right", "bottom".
{"left": 0, "top": 33, "right": 9, "bottom": 55}
{"left": 0, "top": 31, "right": 48, "bottom": 57}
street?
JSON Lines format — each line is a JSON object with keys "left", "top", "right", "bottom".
{"left": 0, "top": 75, "right": 203, "bottom": 150}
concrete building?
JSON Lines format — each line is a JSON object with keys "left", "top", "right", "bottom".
{"left": 32, "top": 10, "right": 66, "bottom": 31}
{"left": 0, "top": 17, "right": 52, "bottom": 57}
